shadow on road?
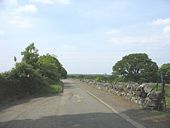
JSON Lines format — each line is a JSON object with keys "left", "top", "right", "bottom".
{"left": 0, "top": 82, "right": 74, "bottom": 112}
{"left": 0, "top": 112, "right": 135, "bottom": 128}
{"left": 0, "top": 111, "right": 170, "bottom": 128}
{"left": 0, "top": 93, "right": 62, "bottom": 112}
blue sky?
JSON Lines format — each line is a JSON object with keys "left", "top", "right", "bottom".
{"left": 0, "top": 0, "right": 170, "bottom": 74}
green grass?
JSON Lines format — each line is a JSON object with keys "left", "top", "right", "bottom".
{"left": 39, "top": 81, "right": 64, "bottom": 95}
{"left": 153, "top": 84, "right": 170, "bottom": 118}
{"left": 46, "top": 84, "right": 63, "bottom": 93}
{"left": 165, "top": 85, "right": 170, "bottom": 109}
{"left": 142, "top": 84, "right": 170, "bottom": 119}
{"left": 150, "top": 83, "right": 170, "bottom": 109}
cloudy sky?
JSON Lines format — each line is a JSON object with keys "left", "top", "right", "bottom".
{"left": 0, "top": 0, "right": 170, "bottom": 74}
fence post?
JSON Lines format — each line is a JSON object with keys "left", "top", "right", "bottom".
{"left": 160, "top": 74, "right": 166, "bottom": 111}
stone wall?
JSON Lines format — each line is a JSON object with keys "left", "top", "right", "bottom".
{"left": 80, "top": 79, "right": 163, "bottom": 110}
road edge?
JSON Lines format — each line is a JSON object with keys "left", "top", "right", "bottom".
{"left": 84, "top": 88, "right": 146, "bottom": 128}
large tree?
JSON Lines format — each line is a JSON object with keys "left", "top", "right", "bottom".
{"left": 112, "top": 53, "right": 159, "bottom": 83}
{"left": 160, "top": 63, "right": 170, "bottom": 84}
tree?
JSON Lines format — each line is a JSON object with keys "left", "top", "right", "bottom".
{"left": 160, "top": 63, "right": 170, "bottom": 84}
{"left": 21, "top": 43, "right": 39, "bottom": 68}
{"left": 37, "top": 54, "right": 67, "bottom": 83}
{"left": 112, "top": 53, "right": 159, "bottom": 83}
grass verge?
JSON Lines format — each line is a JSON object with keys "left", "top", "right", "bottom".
{"left": 39, "top": 81, "right": 64, "bottom": 95}
{"left": 151, "top": 84, "right": 170, "bottom": 118}
{"left": 165, "top": 85, "right": 170, "bottom": 109}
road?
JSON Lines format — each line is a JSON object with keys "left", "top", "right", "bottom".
{"left": 0, "top": 79, "right": 142, "bottom": 128}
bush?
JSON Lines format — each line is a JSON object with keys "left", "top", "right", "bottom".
{"left": 9, "top": 62, "right": 47, "bottom": 95}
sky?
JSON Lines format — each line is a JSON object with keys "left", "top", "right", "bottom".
{"left": 0, "top": 0, "right": 170, "bottom": 74}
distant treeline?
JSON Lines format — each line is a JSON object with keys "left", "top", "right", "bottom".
{"left": 68, "top": 74, "right": 113, "bottom": 83}
{"left": 0, "top": 43, "right": 67, "bottom": 100}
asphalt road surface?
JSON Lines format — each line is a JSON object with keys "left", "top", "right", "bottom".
{"left": 0, "top": 79, "right": 143, "bottom": 128}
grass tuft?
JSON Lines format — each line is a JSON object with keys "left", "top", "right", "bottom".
{"left": 38, "top": 81, "right": 64, "bottom": 95}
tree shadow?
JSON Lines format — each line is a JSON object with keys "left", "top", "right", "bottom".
{"left": 0, "top": 112, "right": 136, "bottom": 128}
{"left": 0, "top": 79, "right": 78, "bottom": 111}
{"left": 0, "top": 93, "right": 62, "bottom": 112}
{"left": 0, "top": 110, "right": 170, "bottom": 128}
{"left": 0, "top": 83, "right": 75, "bottom": 111}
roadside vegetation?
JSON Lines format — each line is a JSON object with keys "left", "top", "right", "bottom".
{"left": 0, "top": 43, "right": 67, "bottom": 100}
{"left": 69, "top": 53, "right": 170, "bottom": 111}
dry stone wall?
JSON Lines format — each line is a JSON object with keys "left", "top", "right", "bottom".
{"left": 80, "top": 79, "right": 163, "bottom": 110}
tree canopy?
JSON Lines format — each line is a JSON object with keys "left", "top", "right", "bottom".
{"left": 37, "top": 54, "right": 67, "bottom": 83}
{"left": 160, "top": 63, "right": 170, "bottom": 83}
{"left": 112, "top": 53, "right": 159, "bottom": 83}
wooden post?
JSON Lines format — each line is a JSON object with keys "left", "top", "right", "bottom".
{"left": 161, "top": 74, "right": 165, "bottom": 94}
{"left": 160, "top": 74, "right": 166, "bottom": 111}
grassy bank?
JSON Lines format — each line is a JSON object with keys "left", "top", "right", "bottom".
{"left": 152, "top": 84, "right": 170, "bottom": 109}
{"left": 39, "top": 81, "right": 64, "bottom": 95}
{"left": 151, "top": 84, "right": 170, "bottom": 118}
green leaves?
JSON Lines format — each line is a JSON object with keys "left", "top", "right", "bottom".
{"left": 38, "top": 55, "right": 61, "bottom": 83}
{"left": 160, "top": 63, "right": 170, "bottom": 83}
{"left": 21, "top": 43, "right": 39, "bottom": 68}
{"left": 113, "top": 53, "right": 159, "bottom": 83}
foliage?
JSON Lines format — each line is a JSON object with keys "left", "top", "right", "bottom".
{"left": 112, "top": 53, "right": 159, "bottom": 83}
{"left": 0, "top": 72, "right": 19, "bottom": 99}
{"left": 0, "top": 43, "right": 67, "bottom": 100}
{"left": 160, "top": 63, "right": 170, "bottom": 84}
{"left": 43, "top": 83, "right": 64, "bottom": 94}
{"left": 37, "top": 54, "right": 67, "bottom": 82}
{"left": 10, "top": 62, "right": 46, "bottom": 94}
{"left": 61, "top": 67, "right": 67, "bottom": 79}
{"left": 21, "top": 43, "right": 39, "bottom": 68}
{"left": 37, "top": 54, "right": 60, "bottom": 83}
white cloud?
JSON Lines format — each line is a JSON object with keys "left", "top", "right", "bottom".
{"left": 16, "top": 4, "right": 37, "bottom": 14}
{"left": 1, "top": 2, "right": 37, "bottom": 28}
{"left": 10, "top": 4, "right": 38, "bottom": 28}
{"left": 42, "top": 44, "right": 77, "bottom": 54}
{"left": 163, "top": 25, "right": 170, "bottom": 33}
{"left": 30, "top": 0, "right": 71, "bottom": 5}
{"left": 9, "top": 16, "right": 33, "bottom": 28}
{"left": 152, "top": 18, "right": 170, "bottom": 26}
{"left": 152, "top": 17, "right": 170, "bottom": 34}
{"left": 106, "top": 30, "right": 121, "bottom": 34}
{"left": 109, "top": 34, "right": 170, "bottom": 47}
